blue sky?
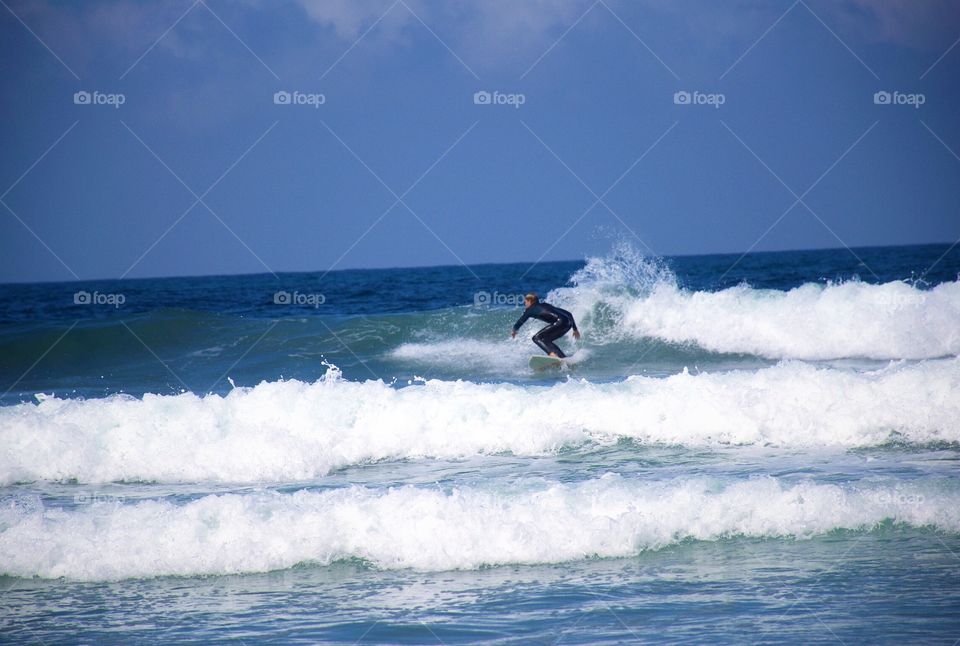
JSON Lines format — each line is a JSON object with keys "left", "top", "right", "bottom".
{"left": 1, "top": 0, "right": 958, "bottom": 282}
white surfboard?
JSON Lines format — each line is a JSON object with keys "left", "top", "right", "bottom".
{"left": 529, "top": 355, "right": 563, "bottom": 370}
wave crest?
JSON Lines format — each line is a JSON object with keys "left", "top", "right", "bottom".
{"left": 549, "top": 244, "right": 960, "bottom": 359}
{"left": 1, "top": 475, "right": 955, "bottom": 580}
{"left": 1, "top": 360, "right": 957, "bottom": 485}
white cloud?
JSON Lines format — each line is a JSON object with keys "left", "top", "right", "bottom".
{"left": 292, "top": 0, "right": 598, "bottom": 72}
{"left": 825, "top": 0, "right": 960, "bottom": 51}
{"left": 11, "top": 0, "right": 956, "bottom": 82}
{"left": 288, "top": 0, "right": 960, "bottom": 79}
{"left": 294, "top": 0, "right": 405, "bottom": 40}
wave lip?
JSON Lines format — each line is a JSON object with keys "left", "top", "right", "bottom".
{"left": 1, "top": 359, "right": 958, "bottom": 485}
{"left": 1, "top": 475, "right": 956, "bottom": 581}
{"left": 549, "top": 242, "right": 960, "bottom": 360}
{"left": 621, "top": 279, "right": 960, "bottom": 360}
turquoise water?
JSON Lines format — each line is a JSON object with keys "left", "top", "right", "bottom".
{"left": 1, "top": 242, "right": 959, "bottom": 643}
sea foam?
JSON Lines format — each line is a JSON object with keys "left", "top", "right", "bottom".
{"left": 1, "top": 475, "right": 955, "bottom": 580}
{"left": 1, "top": 359, "right": 957, "bottom": 485}
{"left": 549, "top": 243, "right": 960, "bottom": 360}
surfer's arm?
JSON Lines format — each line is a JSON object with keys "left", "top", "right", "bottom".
{"left": 511, "top": 309, "right": 532, "bottom": 334}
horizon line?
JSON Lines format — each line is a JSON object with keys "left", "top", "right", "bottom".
{"left": 0, "top": 239, "right": 954, "bottom": 287}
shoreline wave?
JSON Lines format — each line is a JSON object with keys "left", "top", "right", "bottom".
{"left": 1, "top": 475, "right": 955, "bottom": 581}
{"left": 1, "top": 359, "right": 958, "bottom": 485}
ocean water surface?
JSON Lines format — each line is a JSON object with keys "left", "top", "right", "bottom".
{"left": 1, "top": 242, "right": 959, "bottom": 644}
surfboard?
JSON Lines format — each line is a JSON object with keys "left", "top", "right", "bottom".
{"left": 529, "top": 355, "right": 563, "bottom": 370}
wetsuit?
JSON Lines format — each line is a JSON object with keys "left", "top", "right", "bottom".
{"left": 513, "top": 302, "right": 578, "bottom": 358}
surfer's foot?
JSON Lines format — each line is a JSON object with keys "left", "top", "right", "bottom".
{"left": 548, "top": 352, "right": 559, "bottom": 358}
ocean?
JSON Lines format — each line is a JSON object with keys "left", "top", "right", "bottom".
{"left": 1, "top": 242, "right": 958, "bottom": 644}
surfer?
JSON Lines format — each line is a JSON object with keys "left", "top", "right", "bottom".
{"left": 511, "top": 293, "right": 580, "bottom": 358}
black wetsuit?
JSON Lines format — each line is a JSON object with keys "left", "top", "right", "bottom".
{"left": 513, "top": 302, "right": 578, "bottom": 358}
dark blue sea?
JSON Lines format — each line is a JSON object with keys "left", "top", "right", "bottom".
{"left": 1, "top": 242, "right": 959, "bottom": 644}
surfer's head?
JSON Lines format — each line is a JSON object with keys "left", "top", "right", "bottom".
{"left": 524, "top": 293, "right": 539, "bottom": 307}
